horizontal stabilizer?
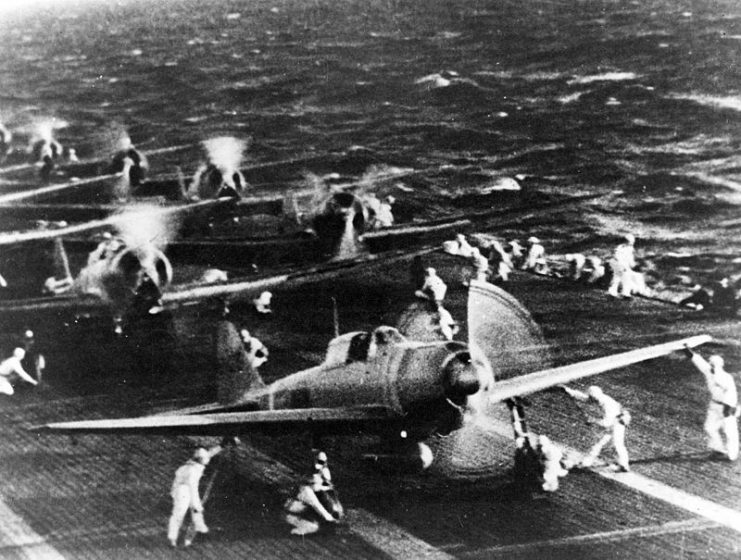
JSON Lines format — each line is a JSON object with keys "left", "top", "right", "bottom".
{"left": 490, "top": 334, "right": 712, "bottom": 403}
{"left": 35, "top": 406, "right": 398, "bottom": 436}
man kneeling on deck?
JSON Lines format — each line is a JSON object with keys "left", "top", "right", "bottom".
{"left": 0, "top": 348, "right": 39, "bottom": 395}
{"left": 508, "top": 399, "right": 568, "bottom": 493}
{"left": 285, "top": 452, "right": 343, "bottom": 535}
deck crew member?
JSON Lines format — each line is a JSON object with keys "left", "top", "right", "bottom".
{"left": 253, "top": 290, "right": 273, "bottom": 314}
{"left": 415, "top": 267, "right": 447, "bottom": 306}
{"left": 20, "top": 330, "right": 45, "bottom": 385}
{"left": 362, "top": 193, "right": 381, "bottom": 225}
{"left": 562, "top": 385, "right": 631, "bottom": 472}
{"left": 168, "top": 445, "right": 222, "bottom": 547}
{"left": 521, "top": 237, "right": 547, "bottom": 274}
{"left": 507, "top": 399, "right": 542, "bottom": 491}
{"left": 240, "top": 329, "right": 269, "bottom": 369}
{"left": 626, "top": 263, "right": 651, "bottom": 297}
{"left": 584, "top": 256, "right": 606, "bottom": 286}
{"left": 680, "top": 284, "right": 712, "bottom": 310}
{"left": 470, "top": 247, "right": 489, "bottom": 283}
{"left": 685, "top": 348, "right": 739, "bottom": 461}
{"left": 62, "top": 146, "right": 78, "bottom": 162}
{"left": 566, "top": 253, "right": 586, "bottom": 281}
{"left": 375, "top": 195, "right": 395, "bottom": 228}
{"left": 436, "top": 303, "right": 459, "bottom": 341}
{"left": 200, "top": 269, "right": 228, "bottom": 284}
{"left": 488, "top": 240, "right": 513, "bottom": 283}
{"left": 607, "top": 234, "right": 636, "bottom": 298}
{"left": 537, "top": 435, "right": 569, "bottom": 492}
{"left": 0, "top": 348, "right": 39, "bottom": 395}
{"left": 285, "top": 452, "right": 342, "bottom": 536}
{"left": 454, "top": 234, "right": 474, "bottom": 258}
{"left": 43, "top": 276, "right": 74, "bottom": 295}
{"left": 508, "top": 239, "right": 525, "bottom": 268}
{"left": 313, "top": 451, "right": 332, "bottom": 487}
{"left": 711, "top": 277, "right": 738, "bottom": 317}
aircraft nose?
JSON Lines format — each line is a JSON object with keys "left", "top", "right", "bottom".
{"left": 443, "top": 352, "right": 480, "bottom": 404}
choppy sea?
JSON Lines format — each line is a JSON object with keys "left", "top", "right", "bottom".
{"left": 1, "top": 0, "right": 741, "bottom": 293}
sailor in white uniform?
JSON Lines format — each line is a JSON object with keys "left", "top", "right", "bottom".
{"left": 563, "top": 385, "right": 631, "bottom": 472}
{"left": 168, "top": 445, "right": 222, "bottom": 547}
{"left": 0, "top": 348, "right": 39, "bottom": 395}
{"left": 686, "top": 349, "right": 739, "bottom": 461}
{"left": 607, "top": 234, "right": 636, "bottom": 298}
{"left": 415, "top": 268, "right": 448, "bottom": 305}
{"left": 537, "top": 435, "right": 569, "bottom": 492}
{"left": 240, "top": 329, "right": 269, "bottom": 369}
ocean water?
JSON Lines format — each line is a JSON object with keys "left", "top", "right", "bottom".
{"left": 1, "top": 0, "right": 740, "bottom": 291}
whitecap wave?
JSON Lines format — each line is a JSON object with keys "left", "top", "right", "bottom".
{"left": 627, "top": 134, "right": 732, "bottom": 156}
{"left": 558, "top": 91, "right": 585, "bottom": 104}
{"left": 567, "top": 71, "right": 639, "bottom": 85}
{"left": 521, "top": 71, "right": 566, "bottom": 81}
{"left": 668, "top": 93, "right": 741, "bottom": 112}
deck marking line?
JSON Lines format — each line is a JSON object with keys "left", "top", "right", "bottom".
{"left": 0, "top": 497, "right": 66, "bottom": 559}
{"left": 228, "top": 442, "right": 455, "bottom": 559}
{"left": 483, "top": 418, "right": 741, "bottom": 536}
{"left": 455, "top": 518, "right": 717, "bottom": 556}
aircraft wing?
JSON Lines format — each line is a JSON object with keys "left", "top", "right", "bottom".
{"left": 489, "top": 334, "right": 711, "bottom": 403}
{"left": 35, "top": 405, "right": 400, "bottom": 436}
{"left": 162, "top": 245, "right": 439, "bottom": 307}
{"left": 0, "top": 294, "right": 107, "bottom": 315}
{"left": 0, "top": 197, "right": 233, "bottom": 245}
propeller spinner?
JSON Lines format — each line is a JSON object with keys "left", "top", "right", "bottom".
{"left": 430, "top": 280, "right": 552, "bottom": 476}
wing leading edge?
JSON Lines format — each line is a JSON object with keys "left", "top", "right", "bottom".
{"left": 489, "top": 334, "right": 711, "bottom": 403}
{"left": 36, "top": 405, "right": 400, "bottom": 437}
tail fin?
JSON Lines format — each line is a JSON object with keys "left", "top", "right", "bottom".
{"left": 214, "top": 319, "right": 264, "bottom": 405}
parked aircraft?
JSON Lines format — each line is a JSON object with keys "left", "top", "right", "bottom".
{"left": 38, "top": 280, "right": 710, "bottom": 475}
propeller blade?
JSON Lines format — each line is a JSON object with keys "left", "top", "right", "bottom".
{"left": 467, "top": 280, "right": 552, "bottom": 381}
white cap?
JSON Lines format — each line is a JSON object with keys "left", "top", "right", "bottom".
{"left": 24, "top": 330, "right": 34, "bottom": 339}
{"left": 624, "top": 234, "right": 635, "bottom": 244}
{"left": 587, "top": 385, "right": 603, "bottom": 399}
{"left": 708, "top": 355, "right": 725, "bottom": 370}
{"left": 315, "top": 451, "right": 328, "bottom": 464}
{"left": 240, "top": 329, "right": 250, "bottom": 341}
{"left": 193, "top": 447, "right": 211, "bottom": 465}
{"left": 527, "top": 236, "right": 540, "bottom": 244}
{"left": 426, "top": 267, "right": 436, "bottom": 275}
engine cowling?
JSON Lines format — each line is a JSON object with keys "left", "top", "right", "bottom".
{"left": 88, "top": 243, "right": 172, "bottom": 313}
